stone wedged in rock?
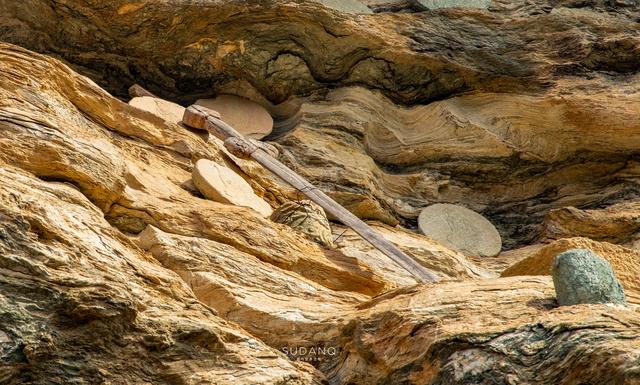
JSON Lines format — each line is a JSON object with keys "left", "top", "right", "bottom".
{"left": 192, "top": 158, "right": 273, "bottom": 217}
{"left": 0, "top": 42, "right": 387, "bottom": 297}
{"left": 0, "top": 163, "right": 323, "bottom": 385}
{"left": 278, "top": 85, "right": 640, "bottom": 249}
{"left": 195, "top": 95, "right": 274, "bottom": 140}
{"left": 501, "top": 237, "right": 640, "bottom": 304}
{"left": 319, "top": 276, "right": 640, "bottom": 384}
{"left": 333, "top": 222, "right": 492, "bottom": 288}
{"left": 417, "top": 203, "right": 501, "bottom": 257}
{"left": 552, "top": 248, "right": 626, "bottom": 306}
{"left": 129, "top": 96, "right": 185, "bottom": 124}
{"left": 271, "top": 200, "right": 334, "bottom": 247}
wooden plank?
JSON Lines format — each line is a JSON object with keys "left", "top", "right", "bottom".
{"left": 183, "top": 105, "right": 440, "bottom": 283}
{"left": 128, "top": 84, "right": 158, "bottom": 98}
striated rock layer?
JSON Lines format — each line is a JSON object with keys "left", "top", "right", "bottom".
{"left": 1, "top": 1, "right": 640, "bottom": 384}
{"left": 2, "top": 0, "right": 639, "bottom": 248}
{"left": 0, "top": 163, "right": 323, "bottom": 385}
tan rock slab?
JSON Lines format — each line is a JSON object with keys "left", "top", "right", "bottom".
{"left": 501, "top": 237, "right": 640, "bottom": 304}
{"left": 137, "top": 225, "right": 364, "bottom": 349}
{"left": 192, "top": 159, "right": 272, "bottom": 217}
{"left": 196, "top": 95, "right": 273, "bottom": 139}
{"left": 128, "top": 96, "right": 185, "bottom": 124}
{"left": 418, "top": 203, "right": 501, "bottom": 257}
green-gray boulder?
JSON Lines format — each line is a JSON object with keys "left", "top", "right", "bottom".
{"left": 552, "top": 248, "right": 626, "bottom": 306}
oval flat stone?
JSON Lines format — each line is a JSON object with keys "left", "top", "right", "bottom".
{"left": 418, "top": 203, "right": 501, "bottom": 257}
{"left": 129, "top": 96, "right": 185, "bottom": 124}
{"left": 195, "top": 95, "right": 273, "bottom": 140}
{"left": 192, "top": 159, "right": 272, "bottom": 217}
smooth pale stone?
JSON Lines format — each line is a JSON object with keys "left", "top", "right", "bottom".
{"left": 413, "top": 0, "right": 491, "bottom": 10}
{"left": 418, "top": 203, "right": 501, "bottom": 257}
{"left": 195, "top": 95, "right": 273, "bottom": 140}
{"left": 315, "top": 0, "right": 373, "bottom": 14}
{"left": 129, "top": 96, "right": 185, "bottom": 124}
{"left": 192, "top": 159, "right": 272, "bottom": 217}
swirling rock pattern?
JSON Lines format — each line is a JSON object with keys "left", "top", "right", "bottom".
{"left": 1, "top": 0, "right": 640, "bottom": 383}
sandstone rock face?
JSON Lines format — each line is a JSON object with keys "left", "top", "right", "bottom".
{"left": 129, "top": 96, "right": 185, "bottom": 124}
{"left": 320, "top": 277, "right": 640, "bottom": 384}
{"left": 418, "top": 203, "right": 501, "bottom": 257}
{"left": 0, "top": 42, "right": 388, "bottom": 299}
{"left": 137, "top": 225, "right": 363, "bottom": 349}
{"left": 2, "top": 1, "right": 640, "bottom": 383}
{"left": 196, "top": 95, "right": 273, "bottom": 140}
{"left": 192, "top": 158, "right": 273, "bottom": 217}
{"left": 501, "top": 237, "right": 640, "bottom": 304}
{"left": 315, "top": 0, "right": 373, "bottom": 13}
{"left": 0, "top": 163, "right": 322, "bottom": 385}
{"left": 543, "top": 201, "right": 640, "bottom": 244}
{"left": 552, "top": 249, "right": 626, "bottom": 306}
{"left": 271, "top": 200, "right": 334, "bottom": 247}
{"left": 1, "top": 0, "right": 639, "bottom": 249}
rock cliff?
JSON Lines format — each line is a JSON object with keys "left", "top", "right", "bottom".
{"left": 1, "top": 1, "right": 640, "bottom": 384}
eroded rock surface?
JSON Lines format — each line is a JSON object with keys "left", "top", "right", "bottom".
{"left": 0, "top": 164, "right": 323, "bottom": 385}
{"left": 2, "top": 0, "right": 639, "bottom": 249}
{"left": 320, "top": 277, "right": 640, "bottom": 385}
{"left": 1, "top": 1, "right": 640, "bottom": 383}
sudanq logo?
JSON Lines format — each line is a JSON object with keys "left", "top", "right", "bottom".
{"left": 282, "top": 346, "right": 340, "bottom": 362}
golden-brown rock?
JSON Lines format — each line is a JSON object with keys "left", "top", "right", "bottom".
{"left": 137, "top": 225, "right": 363, "bottom": 349}
{"left": 320, "top": 277, "right": 640, "bottom": 384}
{"left": 0, "top": 43, "right": 386, "bottom": 297}
{"left": 0, "top": 163, "right": 323, "bottom": 384}
{"left": 501, "top": 238, "right": 640, "bottom": 304}
{"left": 543, "top": 201, "right": 640, "bottom": 244}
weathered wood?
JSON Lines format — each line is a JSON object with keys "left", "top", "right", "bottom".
{"left": 183, "top": 105, "right": 440, "bottom": 283}
{"left": 128, "top": 84, "right": 158, "bottom": 98}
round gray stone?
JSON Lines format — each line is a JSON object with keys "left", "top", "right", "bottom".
{"left": 417, "top": 203, "right": 501, "bottom": 257}
{"left": 552, "top": 248, "right": 626, "bottom": 306}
